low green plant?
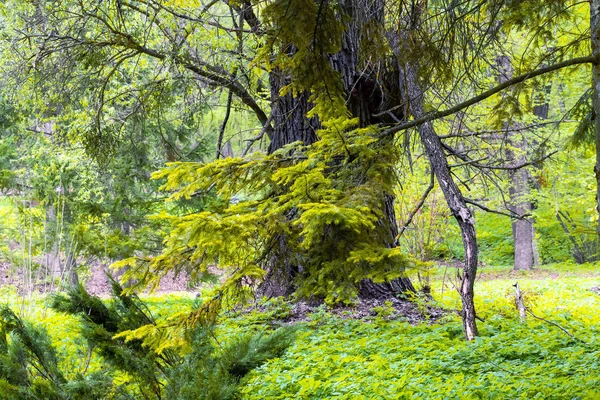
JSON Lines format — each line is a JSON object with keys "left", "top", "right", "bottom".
{"left": 240, "top": 264, "right": 600, "bottom": 399}
{"left": 0, "top": 283, "right": 296, "bottom": 399}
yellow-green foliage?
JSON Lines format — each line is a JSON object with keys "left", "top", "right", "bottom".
{"left": 3, "top": 263, "right": 600, "bottom": 398}
{"left": 117, "top": 116, "right": 414, "bottom": 304}
{"left": 240, "top": 263, "right": 600, "bottom": 399}
{"left": 0, "top": 288, "right": 195, "bottom": 380}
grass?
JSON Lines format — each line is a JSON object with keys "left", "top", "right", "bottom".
{"left": 240, "top": 262, "right": 600, "bottom": 399}
{"left": 2, "top": 262, "right": 599, "bottom": 398}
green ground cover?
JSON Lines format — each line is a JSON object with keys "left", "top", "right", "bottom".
{"left": 240, "top": 263, "right": 600, "bottom": 399}
{"left": 2, "top": 262, "right": 599, "bottom": 399}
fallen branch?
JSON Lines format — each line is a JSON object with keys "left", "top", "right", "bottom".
{"left": 526, "top": 308, "right": 588, "bottom": 345}
{"left": 513, "top": 282, "right": 527, "bottom": 322}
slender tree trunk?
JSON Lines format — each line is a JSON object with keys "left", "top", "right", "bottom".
{"left": 394, "top": 0, "right": 477, "bottom": 338}
{"left": 403, "top": 63, "right": 479, "bottom": 340}
{"left": 556, "top": 210, "right": 587, "bottom": 264}
{"left": 497, "top": 55, "right": 535, "bottom": 270}
{"left": 591, "top": 0, "right": 600, "bottom": 236}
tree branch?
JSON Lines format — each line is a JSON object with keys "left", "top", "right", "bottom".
{"left": 381, "top": 56, "right": 599, "bottom": 137}
{"left": 397, "top": 171, "right": 435, "bottom": 238}
{"left": 464, "top": 198, "right": 526, "bottom": 219}
{"left": 116, "top": 36, "right": 272, "bottom": 137}
{"left": 243, "top": 111, "right": 275, "bottom": 156}
{"left": 217, "top": 88, "right": 234, "bottom": 159}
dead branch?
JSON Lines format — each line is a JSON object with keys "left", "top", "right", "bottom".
{"left": 381, "top": 56, "right": 599, "bottom": 137}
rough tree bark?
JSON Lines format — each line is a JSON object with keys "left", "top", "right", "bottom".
{"left": 257, "top": 72, "right": 320, "bottom": 298}
{"left": 336, "top": 0, "right": 415, "bottom": 297}
{"left": 259, "top": 0, "right": 415, "bottom": 298}
{"left": 402, "top": 63, "right": 479, "bottom": 340}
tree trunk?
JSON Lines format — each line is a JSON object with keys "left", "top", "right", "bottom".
{"left": 509, "top": 165, "right": 534, "bottom": 270}
{"left": 591, "top": 0, "right": 600, "bottom": 236}
{"left": 394, "top": 1, "right": 477, "bottom": 339}
{"left": 497, "top": 55, "right": 535, "bottom": 270}
{"left": 258, "top": 0, "right": 415, "bottom": 299}
{"left": 359, "top": 193, "right": 416, "bottom": 298}
{"left": 336, "top": 0, "right": 414, "bottom": 297}
{"left": 403, "top": 62, "right": 479, "bottom": 340}
{"left": 267, "top": 72, "right": 319, "bottom": 154}
{"left": 258, "top": 73, "right": 319, "bottom": 298}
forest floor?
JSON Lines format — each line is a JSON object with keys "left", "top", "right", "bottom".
{"left": 239, "top": 262, "right": 600, "bottom": 399}
{"left": 0, "top": 259, "right": 195, "bottom": 296}
{"left": 1, "top": 261, "right": 600, "bottom": 398}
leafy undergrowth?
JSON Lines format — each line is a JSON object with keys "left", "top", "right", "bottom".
{"left": 2, "top": 262, "right": 599, "bottom": 398}
{"left": 239, "top": 263, "right": 600, "bottom": 399}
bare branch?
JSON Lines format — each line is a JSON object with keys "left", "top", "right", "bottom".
{"left": 243, "top": 111, "right": 275, "bottom": 156}
{"left": 381, "top": 56, "right": 599, "bottom": 137}
{"left": 464, "top": 198, "right": 526, "bottom": 219}
{"left": 527, "top": 308, "right": 588, "bottom": 345}
{"left": 397, "top": 171, "right": 435, "bottom": 238}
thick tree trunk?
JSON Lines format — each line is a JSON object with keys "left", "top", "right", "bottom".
{"left": 403, "top": 63, "right": 479, "bottom": 340}
{"left": 591, "top": 0, "right": 600, "bottom": 236}
{"left": 358, "top": 194, "right": 415, "bottom": 298}
{"left": 258, "top": 73, "right": 320, "bottom": 298}
{"left": 336, "top": 0, "right": 414, "bottom": 297}
{"left": 259, "top": 0, "right": 415, "bottom": 299}
{"left": 267, "top": 72, "right": 319, "bottom": 154}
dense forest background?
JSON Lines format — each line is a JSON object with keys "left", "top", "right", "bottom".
{"left": 0, "top": 0, "right": 599, "bottom": 398}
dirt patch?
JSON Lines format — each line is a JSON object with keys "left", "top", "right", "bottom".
{"left": 0, "top": 259, "right": 198, "bottom": 296}
{"left": 244, "top": 297, "right": 446, "bottom": 325}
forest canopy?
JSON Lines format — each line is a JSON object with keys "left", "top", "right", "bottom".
{"left": 0, "top": 0, "right": 599, "bottom": 398}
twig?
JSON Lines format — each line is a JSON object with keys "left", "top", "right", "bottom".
{"left": 242, "top": 111, "right": 275, "bottom": 156}
{"left": 216, "top": 88, "right": 234, "bottom": 159}
{"left": 397, "top": 171, "right": 435, "bottom": 238}
{"left": 526, "top": 308, "right": 588, "bottom": 345}
{"left": 381, "top": 56, "right": 599, "bottom": 137}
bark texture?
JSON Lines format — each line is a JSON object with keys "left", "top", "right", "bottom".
{"left": 592, "top": 0, "right": 600, "bottom": 236}
{"left": 259, "top": 0, "right": 414, "bottom": 299}
{"left": 403, "top": 62, "right": 479, "bottom": 340}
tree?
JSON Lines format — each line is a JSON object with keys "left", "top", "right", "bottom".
{"left": 7, "top": 0, "right": 420, "bottom": 303}
{"left": 8, "top": 0, "right": 600, "bottom": 339}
